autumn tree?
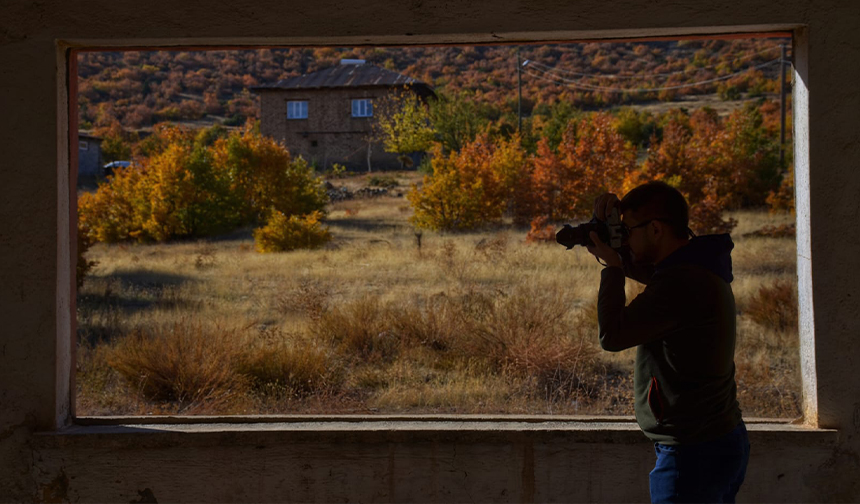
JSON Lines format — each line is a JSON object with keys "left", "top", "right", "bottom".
{"left": 640, "top": 105, "right": 782, "bottom": 234}
{"left": 93, "top": 123, "right": 138, "bottom": 164}
{"left": 79, "top": 123, "right": 328, "bottom": 244}
{"left": 527, "top": 113, "right": 636, "bottom": 224}
{"left": 372, "top": 88, "right": 435, "bottom": 157}
{"left": 641, "top": 109, "right": 738, "bottom": 234}
{"left": 408, "top": 133, "right": 528, "bottom": 231}
{"left": 427, "top": 91, "right": 495, "bottom": 153}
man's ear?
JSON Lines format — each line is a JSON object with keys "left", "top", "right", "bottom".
{"left": 650, "top": 219, "right": 664, "bottom": 239}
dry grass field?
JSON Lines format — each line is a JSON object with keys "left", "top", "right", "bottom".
{"left": 76, "top": 171, "right": 800, "bottom": 418}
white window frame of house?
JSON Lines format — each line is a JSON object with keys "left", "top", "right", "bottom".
{"left": 351, "top": 98, "right": 373, "bottom": 118}
{"left": 287, "top": 100, "right": 308, "bottom": 119}
{"left": 79, "top": 141, "right": 89, "bottom": 150}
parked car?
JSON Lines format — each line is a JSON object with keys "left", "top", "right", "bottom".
{"left": 103, "top": 160, "right": 131, "bottom": 176}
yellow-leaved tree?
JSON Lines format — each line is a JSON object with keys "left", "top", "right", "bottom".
{"left": 79, "top": 123, "right": 329, "bottom": 247}
{"left": 408, "top": 133, "right": 528, "bottom": 231}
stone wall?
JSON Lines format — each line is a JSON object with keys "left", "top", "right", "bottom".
{"left": 258, "top": 87, "right": 405, "bottom": 170}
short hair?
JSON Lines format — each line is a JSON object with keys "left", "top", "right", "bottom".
{"left": 620, "top": 181, "right": 689, "bottom": 239}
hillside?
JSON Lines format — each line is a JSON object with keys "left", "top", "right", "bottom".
{"left": 77, "top": 37, "right": 790, "bottom": 130}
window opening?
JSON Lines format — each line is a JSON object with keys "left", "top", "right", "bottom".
{"left": 352, "top": 98, "right": 373, "bottom": 117}
{"left": 287, "top": 100, "right": 308, "bottom": 119}
{"left": 73, "top": 36, "right": 799, "bottom": 419}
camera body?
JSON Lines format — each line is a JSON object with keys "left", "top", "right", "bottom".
{"left": 556, "top": 207, "right": 627, "bottom": 250}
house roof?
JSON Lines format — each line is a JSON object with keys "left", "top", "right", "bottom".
{"left": 252, "top": 63, "right": 434, "bottom": 95}
{"left": 78, "top": 132, "right": 102, "bottom": 141}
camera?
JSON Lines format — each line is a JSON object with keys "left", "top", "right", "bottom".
{"left": 556, "top": 207, "right": 627, "bottom": 250}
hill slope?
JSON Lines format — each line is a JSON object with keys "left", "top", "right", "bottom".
{"left": 77, "top": 37, "right": 790, "bottom": 129}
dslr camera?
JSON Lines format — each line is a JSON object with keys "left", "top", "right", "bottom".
{"left": 556, "top": 207, "right": 627, "bottom": 250}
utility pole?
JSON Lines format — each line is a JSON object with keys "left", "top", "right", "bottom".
{"left": 779, "top": 44, "right": 788, "bottom": 168}
{"left": 517, "top": 48, "right": 522, "bottom": 133}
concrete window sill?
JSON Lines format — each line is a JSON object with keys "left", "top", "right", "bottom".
{"left": 34, "top": 416, "right": 838, "bottom": 449}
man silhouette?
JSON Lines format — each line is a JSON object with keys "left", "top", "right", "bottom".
{"left": 586, "top": 181, "right": 749, "bottom": 503}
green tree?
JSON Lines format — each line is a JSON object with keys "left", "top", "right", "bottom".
{"left": 532, "top": 100, "right": 581, "bottom": 152}
{"left": 373, "top": 88, "right": 435, "bottom": 156}
{"left": 427, "top": 91, "right": 494, "bottom": 153}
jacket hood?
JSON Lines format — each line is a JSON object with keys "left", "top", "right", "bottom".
{"left": 655, "top": 234, "right": 734, "bottom": 283}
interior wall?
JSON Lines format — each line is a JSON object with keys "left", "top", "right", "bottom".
{"left": 1, "top": 0, "right": 859, "bottom": 501}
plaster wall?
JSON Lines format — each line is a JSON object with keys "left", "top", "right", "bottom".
{"left": 1, "top": 0, "right": 859, "bottom": 502}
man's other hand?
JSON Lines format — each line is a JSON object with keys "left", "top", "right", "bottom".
{"left": 594, "top": 193, "right": 621, "bottom": 221}
{"left": 587, "top": 231, "right": 623, "bottom": 268}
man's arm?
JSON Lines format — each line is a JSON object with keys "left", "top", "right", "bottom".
{"left": 597, "top": 267, "right": 685, "bottom": 352}
{"left": 618, "top": 246, "right": 655, "bottom": 285}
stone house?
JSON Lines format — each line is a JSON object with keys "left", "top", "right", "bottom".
{"left": 253, "top": 60, "right": 434, "bottom": 171}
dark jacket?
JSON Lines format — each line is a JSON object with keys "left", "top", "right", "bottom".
{"left": 597, "top": 234, "right": 742, "bottom": 445}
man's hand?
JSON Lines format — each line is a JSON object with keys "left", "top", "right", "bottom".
{"left": 588, "top": 193, "right": 623, "bottom": 267}
{"left": 593, "top": 193, "right": 621, "bottom": 222}
{"left": 586, "top": 231, "right": 623, "bottom": 268}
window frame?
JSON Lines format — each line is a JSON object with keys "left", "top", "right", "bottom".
{"left": 65, "top": 28, "right": 813, "bottom": 428}
{"left": 351, "top": 98, "right": 373, "bottom": 118}
{"left": 287, "top": 99, "right": 309, "bottom": 120}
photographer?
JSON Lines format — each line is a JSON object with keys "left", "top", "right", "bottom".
{"left": 585, "top": 182, "right": 749, "bottom": 503}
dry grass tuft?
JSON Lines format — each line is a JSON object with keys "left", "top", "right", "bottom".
{"left": 312, "top": 296, "right": 399, "bottom": 361}
{"left": 236, "top": 330, "right": 343, "bottom": 398}
{"left": 744, "top": 279, "right": 798, "bottom": 332}
{"left": 107, "top": 319, "right": 247, "bottom": 412}
{"left": 734, "top": 319, "right": 801, "bottom": 418}
{"left": 276, "top": 278, "right": 332, "bottom": 322}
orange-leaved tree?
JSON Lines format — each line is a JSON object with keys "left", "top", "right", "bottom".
{"left": 641, "top": 109, "right": 739, "bottom": 234}
{"left": 526, "top": 113, "right": 636, "bottom": 240}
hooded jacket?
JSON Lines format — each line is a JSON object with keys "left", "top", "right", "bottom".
{"left": 597, "top": 234, "right": 742, "bottom": 445}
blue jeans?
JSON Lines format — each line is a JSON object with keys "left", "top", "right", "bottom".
{"left": 649, "top": 422, "right": 750, "bottom": 503}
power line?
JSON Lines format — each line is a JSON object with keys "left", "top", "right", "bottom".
{"left": 524, "top": 45, "right": 781, "bottom": 81}
{"left": 523, "top": 59, "right": 780, "bottom": 94}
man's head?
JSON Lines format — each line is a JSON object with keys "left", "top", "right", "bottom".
{"left": 620, "top": 181, "right": 690, "bottom": 264}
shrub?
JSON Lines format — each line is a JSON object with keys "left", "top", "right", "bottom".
{"left": 107, "top": 320, "right": 247, "bottom": 409}
{"left": 453, "top": 286, "right": 602, "bottom": 401}
{"left": 767, "top": 163, "right": 795, "bottom": 214}
{"left": 78, "top": 123, "right": 328, "bottom": 244}
{"left": 311, "top": 296, "right": 399, "bottom": 361}
{"left": 367, "top": 175, "right": 399, "bottom": 188}
{"left": 236, "top": 334, "right": 342, "bottom": 398}
{"left": 254, "top": 210, "right": 331, "bottom": 253}
{"left": 525, "top": 215, "right": 557, "bottom": 243}
{"left": 745, "top": 279, "right": 798, "bottom": 332}
{"left": 326, "top": 163, "right": 347, "bottom": 178}
{"left": 744, "top": 223, "right": 796, "bottom": 238}
{"left": 76, "top": 217, "right": 97, "bottom": 289}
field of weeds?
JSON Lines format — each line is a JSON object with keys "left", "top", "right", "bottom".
{"left": 76, "top": 172, "right": 800, "bottom": 418}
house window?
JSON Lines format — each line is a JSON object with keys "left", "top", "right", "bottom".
{"left": 287, "top": 100, "right": 308, "bottom": 119}
{"left": 79, "top": 141, "right": 89, "bottom": 150}
{"left": 352, "top": 99, "right": 373, "bottom": 118}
